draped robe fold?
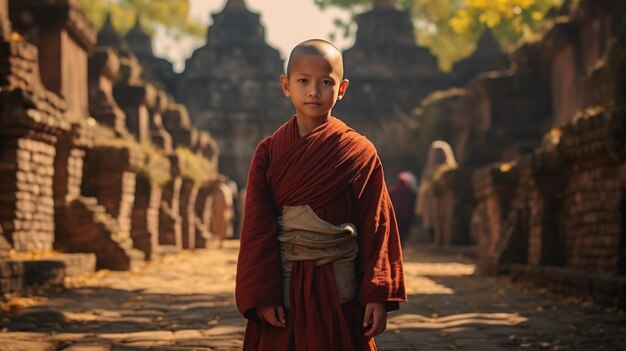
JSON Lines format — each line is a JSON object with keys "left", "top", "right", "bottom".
{"left": 236, "top": 116, "right": 406, "bottom": 351}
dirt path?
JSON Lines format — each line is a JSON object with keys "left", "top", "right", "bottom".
{"left": 1, "top": 242, "right": 624, "bottom": 350}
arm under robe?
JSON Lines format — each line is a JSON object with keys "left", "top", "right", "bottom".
{"left": 352, "top": 150, "right": 406, "bottom": 311}
{"left": 235, "top": 138, "right": 283, "bottom": 320}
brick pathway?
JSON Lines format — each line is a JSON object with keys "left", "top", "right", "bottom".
{"left": 1, "top": 242, "right": 625, "bottom": 350}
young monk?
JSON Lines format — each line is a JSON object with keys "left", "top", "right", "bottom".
{"left": 235, "top": 39, "right": 406, "bottom": 351}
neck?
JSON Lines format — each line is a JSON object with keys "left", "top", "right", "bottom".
{"left": 295, "top": 114, "right": 329, "bottom": 137}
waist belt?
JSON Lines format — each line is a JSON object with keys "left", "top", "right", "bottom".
{"left": 278, "top": 205, "right": 358, "bottom": 308}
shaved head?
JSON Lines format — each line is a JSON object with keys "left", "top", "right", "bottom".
{"left": 286, "top": 39, "right": 344, "bottom": 78}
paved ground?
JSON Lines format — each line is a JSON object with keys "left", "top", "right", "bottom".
{"left": 1, "top": 241, "right": 625, "bottom": 351}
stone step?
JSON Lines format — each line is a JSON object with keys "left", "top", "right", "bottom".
{"left": 56, "top": 198, "right": 145, "bottom": 271}
{"left": 0, "top": 252, "right": 96, "bottom": 294}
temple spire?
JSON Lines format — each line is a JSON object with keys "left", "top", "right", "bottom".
{"left": 103, "top": 12, "right": 114, "bottom": 29}
{"left": 475, "top": 27, "right": 503, "bottom": 55}
{"left": 125, "top": 14, "right": 153, "bottom": 56}
{"left": 132, "top": 14, "right": 142, "bottom": 29}
{"left": 373, "top": 0, "right": 398, "bottom": 9}
{"left": 224, "top": 0, "right": 247, "bottom": 11}
{"left": 96, "top": 11, "right": 132, "bottom": 57}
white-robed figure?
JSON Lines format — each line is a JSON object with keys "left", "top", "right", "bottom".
{"left": 415, "top": 140, "right": 458, "bottom": 242}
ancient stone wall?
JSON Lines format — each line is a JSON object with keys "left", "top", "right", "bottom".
{"left": 0, "top": 0, "right": 101, "bottom": 291}
{"left": 0, "top": 8, "right": 69, "bottom": 251}
{"left": 194, "top": 186, "right": 213, "bottom": 249}
{"left": 421, "top": 0, "right": 626, "bottom": 269}
{"left": 559, "top": 111, "right": 624, "bottom": 275}
{"left": 469, "top": 0, "right": 626, "bottom": 285}
{"left": 1, "top": 0, "right": 220, "bottom": 283}
{"left": 160, "top": 170, "right": 183, "bottom": 250}
{"left": 432, "top": 168, "right": 475, "bottom": 246}
{"left": 130, "top": 174, "right": 162, "bottom": 260}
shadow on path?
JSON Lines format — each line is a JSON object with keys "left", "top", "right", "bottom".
{"left": 380, "top": 245, "right": 626, "bottom": 350}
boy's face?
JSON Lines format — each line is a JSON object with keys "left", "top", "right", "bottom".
{"left": 280, "top": 53, "right": 349, "bottom": 121}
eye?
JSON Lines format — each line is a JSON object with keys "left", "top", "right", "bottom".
{"left": 297, "top": 78, "right": 308, "bottom": 84}
{"left": 322, "top": 80, "right": 334, "bottom": 86}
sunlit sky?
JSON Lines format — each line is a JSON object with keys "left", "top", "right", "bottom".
{"left": 154, "top": 0, "right": 353, "bottom": 72}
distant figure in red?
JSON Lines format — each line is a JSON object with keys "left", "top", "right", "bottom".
{"left": 235, "top": 39, "right": 406, "bottom": 351}
{"left": 389, "top": 171, "right": 417, "bottom": 243}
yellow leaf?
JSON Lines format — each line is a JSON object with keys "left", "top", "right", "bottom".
{"left": 449, "top": 10, "right": 472, "bottom": 34}
{"left": 479, "top": 10, "right": 502, "bottom": 27}
{"left": 531, "top": 11, "right": 544, "bottom": 21}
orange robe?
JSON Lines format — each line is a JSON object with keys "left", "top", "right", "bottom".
{"left": 236, "top": 116, "right": 406, "bottom": 351}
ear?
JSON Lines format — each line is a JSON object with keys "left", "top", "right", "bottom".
{"left": 280, "top": 75, "right": 291, "bottom": 97}
{"left": 337, "top": 79, "right": 349, "bottom": 100}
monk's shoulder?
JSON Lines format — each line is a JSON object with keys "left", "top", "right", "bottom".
{"left": 251, "top": 137, "right": 272, "bottom": 164}
{"left": 343, "top": 128, "right": 378, "bottom": 157}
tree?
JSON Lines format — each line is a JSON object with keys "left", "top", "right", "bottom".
{"left": 75, "top": 0, "right": 205, "bottom": 38}
{"left": 315, "top": 0, "right": 564, "bottom": 70}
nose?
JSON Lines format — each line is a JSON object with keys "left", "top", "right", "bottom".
{"left": 308, "top": 85, "right": 320, "bottom": 98}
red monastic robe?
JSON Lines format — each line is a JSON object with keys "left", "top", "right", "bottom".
{"left": 236, "top": 116, "right": 406, "bottom": 351}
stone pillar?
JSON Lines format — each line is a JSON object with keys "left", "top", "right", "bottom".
{"left": 541, "top": 22, "right": 583, "bottom": 128}
{"left": 147, "top": 90, "right": 173, "bottom": 153}
{"left": 131, "top": 174, "right": 163, "bottom": 260}
{"left": 162, "top": 103, "right": 197, "bottom": 149}
{"left": 113, "top": 80, "right": 154, "bottom": 144}
{"left": 129, "top": 127, "right": 172, "bottom": 259}
{"left": 194, "top": 185, "right": 213, "bottom": 248}
{"left": 0, "top": 135, "right": 59, "bottom": 250}
{"left": 195, "top": 131, "right": 219, "bottom": 167}
{"left": 0, "top": 8, "right": 70, "bottom": 250}
{"left": 559, "top": 110, "right": 625, "bottom": 275}
{"left": 159, "top": 155, "right": 182, "bottom": 251}
{"left": 472, "top": 162, "right": 520, "bottom": 272}
{"left": 88, "top": 48, "right": 126, "bottom": 134}
{"left": 431, "top": 167, "right": 475, "bottom": 246}
{"left": 73, "top": 146, "right": 145, "bottom": 269}
{"left": 179, "top": 178, "right": 198, "bottom": 249}
{"left": 9, "top": 0, "right": 96, "bottom": 123}
{"left": 526, "top": 153, "right": 567, "bottom": 267}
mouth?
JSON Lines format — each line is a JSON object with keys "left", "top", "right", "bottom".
{"left": 304, "top": 102, "right": 322, "bottom": 106}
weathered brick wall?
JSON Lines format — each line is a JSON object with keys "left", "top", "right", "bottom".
{"left": 56, "top": 196, "right": 143, "bottom": 270}
{"left": 53, "top": 123, "right": 93, "bottom": 208}
{"left": 431, "top": 168, "right": 475, "bottom": 246}
{"left": 0, "top": 0, "right": 219, "bottom": 280}
{"left": 0, "top": 19, "right": 69, "bottom": 251}
{"left": 1, "top": 138, "right": 57, "bottom": 250}
{"left": 159, "top": 173, "right": 182, "bottom": 249}
{"left": 543, "top": 21, "right": 582, "bottom": 128}
{"left": 88, "top": 48, "right": 126, "bottom": 134}
{"left": 559, "top": 111, "right": 624, "bottom": 275}
{"left": 179, "top": 178, "right": 197, "bottom": 249}
{"left": 472, "top": 0, "right": 626, "bottom": 282}
{"left": 194, "top": 185, "right": 213, "bottom": 249}
{"left": 9, "top": 0, "right": 96, "bottom": 122}
{"left": 82, "top": 146, "right": 144, "bottom": 233}
{"left": 517, "top": 150, "right": 567, "bottom": 268}
{"left": 163, "top": 104, "right": 197, "bottom": 150}
{"left": 114, "top": 81, "right": 153, "bottom": 144}
{"left": 472, "top": 163, "right": 519, "bottom": 272}
{"left": 130, "top": 175, "right": 163, "bottom": 259}
{"left": 148, "top": 91, "right": 173, "bottom": 153}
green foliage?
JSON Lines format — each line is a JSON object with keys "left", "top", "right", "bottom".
{"left": 140, "top": 143, "right": 171, "bottom": 187}
{"left": 175, "top": 147, "right": 214, "bottom": 186}
{"left": 315, "top": 0, "right": 564, "bottom": 71}
{"left": 75, "top": 0, "right": 205, "bottom": 38}
{"left": 92, "top": 123, "right": 170, "bottom": 186}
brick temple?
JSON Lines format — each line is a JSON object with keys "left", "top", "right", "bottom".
{"left": 0, "top": 0, "right": 224, "bottom": 293}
